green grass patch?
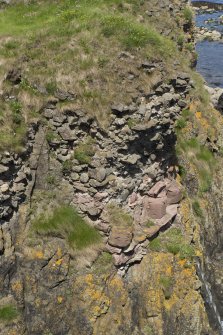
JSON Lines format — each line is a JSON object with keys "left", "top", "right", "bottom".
{"left": 192, "top": 200, "right": 203, "bottom": 218}
{"left": 183, "top": 7, "right": 193, "bottom": 25}
{"left": 74, "top": 137, "right": 96, "bottom": 164}
{"left": 176, "top": 137, "right": 215, "bottom": 193}
{"left": 149, "top": 237, "right": 162, "bottom": 252}
{"left": 0, "top": 305, "right": 18, "bottom": 322}
{"left": 149, "top": 228, "right": 195, "bottom": 260}
{"left": 32, "top": 205, "right": 101, "bottom": 250}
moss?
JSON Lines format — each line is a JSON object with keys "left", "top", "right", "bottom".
{"left": 32, "top": 205, "right": 101, "bottom": 250}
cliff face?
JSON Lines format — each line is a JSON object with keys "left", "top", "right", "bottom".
{"left": 0, "top": 1, "right": 221, "bottom": 335}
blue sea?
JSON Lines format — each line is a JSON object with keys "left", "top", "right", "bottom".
{"left": 192, "top": 0, "right": 223, "bottom": 87}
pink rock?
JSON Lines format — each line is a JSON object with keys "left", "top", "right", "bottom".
{"left": 142, "top": 196, "right": 167, "bottom": 220}
{"left": 148, "top": 181, "right": 166, "bottom": 197}
{"left": 128, "top": 192, "right": 138, "bottom": 206}
{"left": 133, "top": 205, "right": 142, "bottom": 223}
{"left": 157, "top": 204, "right": 179, "bottom": 227}
{"left": 113, "top": 253, "right": 131, "bottom": 266}
{"left": 166, "top": 181, "right": 182, "bottom": 204}
{"left": 108, "top": 226, "right": 132, "bottom": 248}
{"left": 105, "top": 243, "right": 122, "bottom": 254}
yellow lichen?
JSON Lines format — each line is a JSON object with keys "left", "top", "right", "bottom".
{"left": 57, "top": 296, "right": 63, "bottom": 304}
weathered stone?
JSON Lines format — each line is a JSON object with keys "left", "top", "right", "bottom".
{"left": 105, "top": 243, "right": 122, "bottom": 254}
{"left": 6, "top": 68, "right": 22, "bottom": 84}
{"left": 113, "top": 253, "right": 131, "bottom": 266}
{"left": 1, "top": 183, "right": 9, "bottom": 193}
{"left": 143, "top": 195, "right": 167, "bottom": 220}
{"left": 80, "top": 173, "right": 89, "bottom": 184}
{"left": 121, "top": 154, "right": 141, "bottom": 165}
{"left": 58, "top": 126, "right": 76, "bottom": 141}
{"left": 0, "top": 164, "right": 9, "bottom": 174}
{"left": 92, "top": 168, "right": 107, "bottom": 182}
{"left": 108, "top": 227, "right": 132, "bottom": 248}
{"left": 148, "top": 181, "right": 166, "bottom": 197}
{"left": 166, "top": 181, "right": 182, "bottom": 204}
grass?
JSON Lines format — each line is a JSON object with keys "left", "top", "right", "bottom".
{"left": 32, "top": 205, "right": 101, "bottom": 250}
{"left": 146, "top": 220, "right": 155, "bottom": 228}
{"left": 0, "top": 305, "right": 18, "bottom": 322}
{"left": 0, "top": 0, "right": 185, "bottom": 151}
{"left": 192, "top": 200, "right": 203, "bottom": 218}
{"left": 106, "top": 203, "right": 133, "bottom": 227}
{"left": 62, "top": 160, "right": 73, "bottom": 174}
{"left": 74, "top": 137, "right": 96, "bottom": 164}
{"left": 176, "top": 137, "right": 215, "bottom": 193}
{"left": 183, "top": 7, "right": 193, "bottom": 25}
{"left": 148, "top": 228, "right": 195, "bottom": 260}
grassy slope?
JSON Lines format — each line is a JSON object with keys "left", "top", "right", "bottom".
{"left": 0, "top": 0, "right": 190, "bottom": 152}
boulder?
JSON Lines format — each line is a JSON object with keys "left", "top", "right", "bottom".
{"left": 148, "top": 181, "right": 166, "bottom": 197}
{"left": 108, "top": 226, "right": 132, "bottom": 248}
{"left": 143, "top": 195, "right": 167, "bottom": 220}
{"left": 166, "top": 181, "right": 182, "bottom": 204}
{"left": 58, "top": 125, "right": 76, "bottom": 141}
{"left": 113, "top": 253, "right": 131, "bottom": 266}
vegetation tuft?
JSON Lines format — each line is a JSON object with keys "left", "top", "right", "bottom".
{"left": 0, "top": 305, "right": 18, "bottom": 322}
{"left": 149, "top": 228, "right": 195, "bottom": 260}
{"left": 32, "top": 205, "right": 101, "bottom": 250}
{"left": 74, "top": 137, "right": 96, "bottom": 164}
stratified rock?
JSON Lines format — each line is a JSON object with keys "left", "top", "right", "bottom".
{"left": 148, "top": 181, "right": 166, "bottom": 197}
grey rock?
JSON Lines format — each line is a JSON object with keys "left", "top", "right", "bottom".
{"left": 121, "top": 154, "right": 141, "bottom": 165}
{"left": 58, "top": 126, "right": 76, "bottom": 141}
{"left": 80, "top": 173, "right": 89, "bottom": 183}
{"left": 0, "top": 164, "right": 9, "bottom": 174}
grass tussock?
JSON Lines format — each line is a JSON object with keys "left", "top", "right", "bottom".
{"left": 32, "top": 205, "right": 101, "bottom": 250}
{"left": 74, "top": 136, "right": 96, "bottom": 164}
{"left": 176, "top": 137, "right": 215, "bottom": 193}
{"left": 0, "top": 305, "right": 18, "bottom": 322}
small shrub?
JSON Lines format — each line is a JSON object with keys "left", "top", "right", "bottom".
{"left": 10, "top": 100, "right": 23, "bottom": 125}
{"left": 183, "top": 7, "right": 193, "bottom": 25}
{"left": 46, "top": 174, "right": 56, "bottom": 185}
{"left": 175, "top": 118, "right": 187, "bottom": 130}
{"left": 177, "top": 35, "right": 184, "bottom": 48}
{"left": 62, "top": 160, "right": 73, "bottom": 174}
{"left": 192, "top": 200, "right": 203, "bottom": 218}
{"left": 33, "top": 205, "right": 101, "bottom": 250}
{"left": 0, "top": 305, "right": 18, "bottom": 321}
